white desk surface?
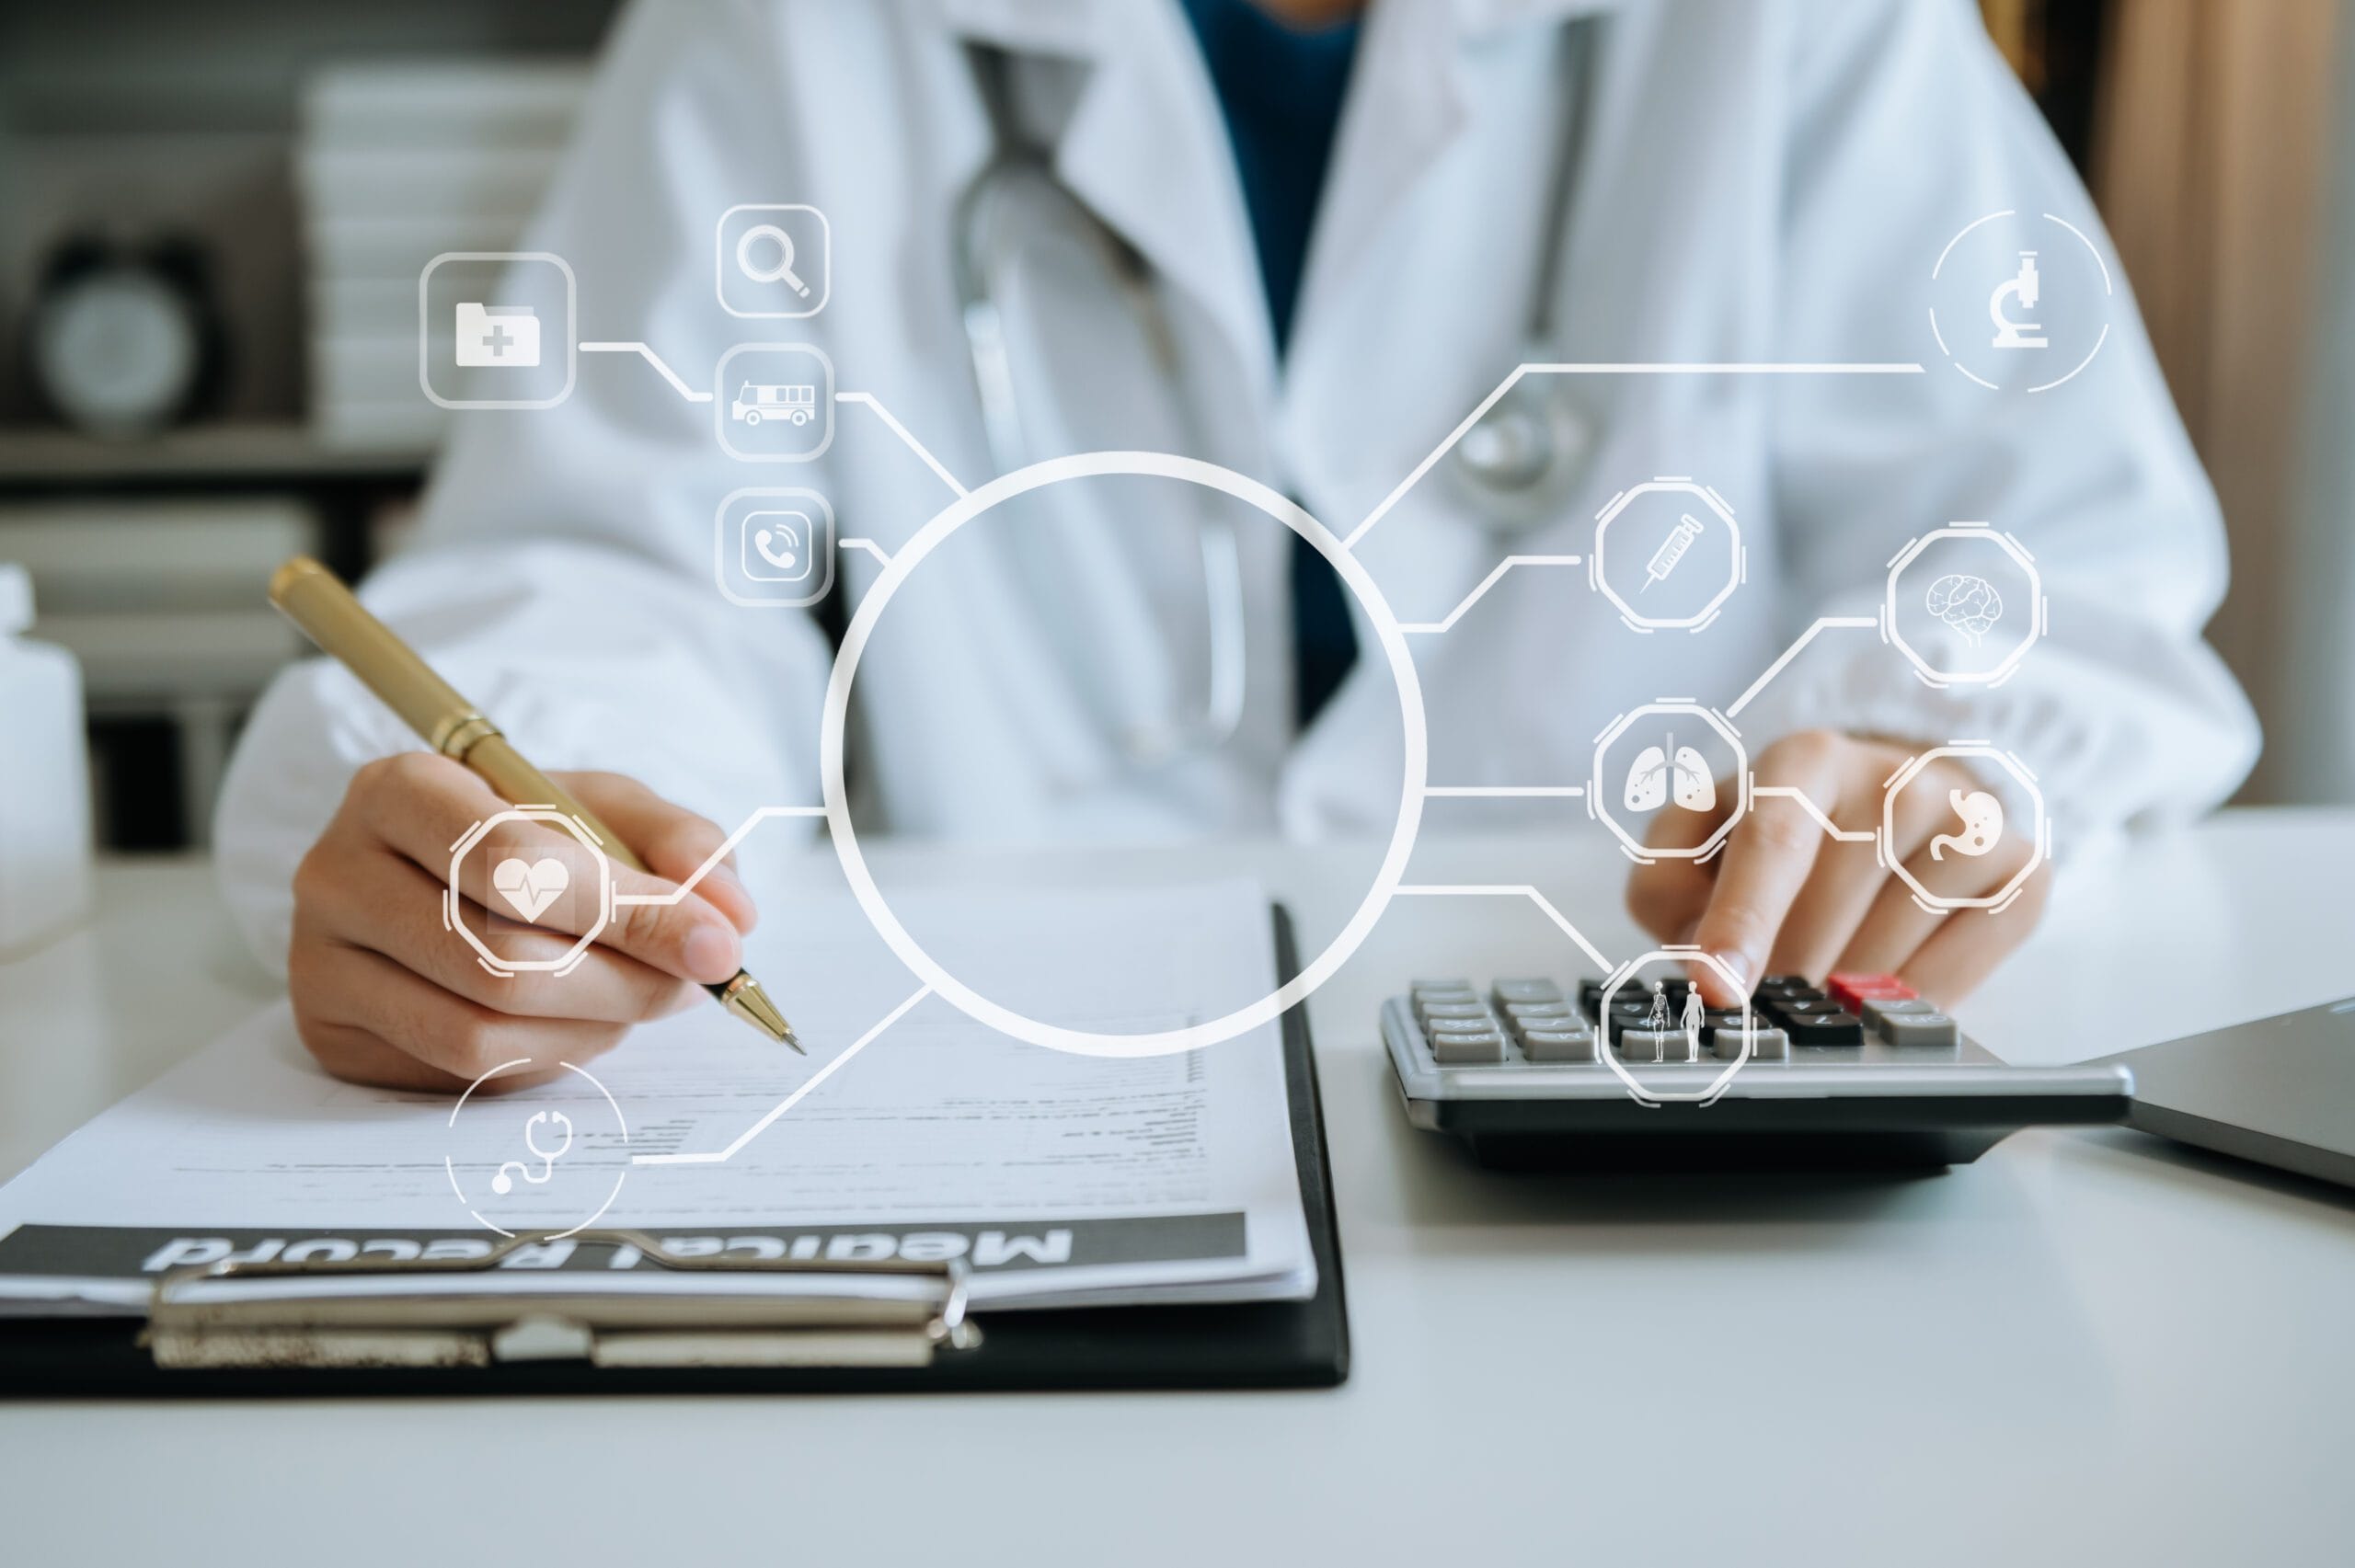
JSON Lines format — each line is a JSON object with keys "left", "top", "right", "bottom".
{"left": 3, "top": 812, "right": 2351, "bottom": 1565}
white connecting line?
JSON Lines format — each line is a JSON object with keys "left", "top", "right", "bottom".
{"left": 836, "top": 391, "right": 969, "bottom": 498}
{"left": 840, "top": 537, "right": 893, "bottom": 567}
{"left": 1391, "top": 884, "right": 1613, "bottom": 973}
{"left": 575, "top": 342, "right": 969, "bottom": 505}
{"left": 1750, "top": 784, "right": 1878, "bottom": 842}
{"left": 634, "top": 984, "right": 935, "bottom": 1167}
{"left": 1343, "top": 361, "right": 1924, "bottom": 551}
{"left": 580, "top": 340, "right": 713, "bottom": 402}
{"left": 611, "top": 805, "right": 828, "bottom": 907}
{"left": 1723, "top": 614, "right": 1882, "bottom": 718}
{"left": 1400, "top": 555, "right": 1583, "bottom": 635}
{"left": 1424, "top": 785, "right": 1585, "bottom": 798}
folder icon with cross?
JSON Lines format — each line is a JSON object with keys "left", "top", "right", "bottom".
{"left": 454, "top": 302, "right": 542, "bottom": 368}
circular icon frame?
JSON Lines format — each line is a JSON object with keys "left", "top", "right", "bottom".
{"left": 820, "top": 451, "right": 1427, "bottom": 1059}
{"left": 1928, "top": 210, "right": 2115, "bottom": 395}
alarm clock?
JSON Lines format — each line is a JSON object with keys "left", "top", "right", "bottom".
{"left": 22, "top": 234, "right": 224, "bottom": 438}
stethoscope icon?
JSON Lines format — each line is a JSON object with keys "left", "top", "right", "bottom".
{"left": 735, "top": 223, "right": 810, "bottom": 297}
{"left": 489, "top": 1109, "right": 574, "bottom": 1195}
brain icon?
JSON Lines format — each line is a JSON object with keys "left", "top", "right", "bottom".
{"left": 1924, "top": 573, "right": 2004, "bottom": 646}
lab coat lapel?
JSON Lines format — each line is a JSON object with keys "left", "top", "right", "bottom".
{"left": 1285, "top": 0, "right": 1467, "bottom": 376}
{"left": 938, "top": 0, "right": 1279, "bottom": 407}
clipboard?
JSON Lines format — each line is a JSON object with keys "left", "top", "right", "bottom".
{"left": 0, "top": 907, "right": 1349, "bottom": 1398}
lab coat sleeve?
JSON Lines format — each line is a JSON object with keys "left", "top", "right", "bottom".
{"left": 1737, "top": 0, "right": 2260, "bottom": 853}
{"left": 213, "top": 0, "right": 834, "bottom": 976}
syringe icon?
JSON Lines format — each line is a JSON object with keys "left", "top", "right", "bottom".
{"left": 1640, "top": 512, "right": 1705, "bottom": 591}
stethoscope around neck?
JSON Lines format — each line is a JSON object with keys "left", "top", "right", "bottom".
{"left": 948, "top": 21, "right": 1604, "bottom": 762}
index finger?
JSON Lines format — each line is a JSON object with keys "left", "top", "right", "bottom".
{"left": 1685, "top": 734, "right": 1843, "bottom": 1006}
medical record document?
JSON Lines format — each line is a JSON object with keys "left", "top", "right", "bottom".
{"left": 0, "top": 880, "right": 1315, "bottom": 1316}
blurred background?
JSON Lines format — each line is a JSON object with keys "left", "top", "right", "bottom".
{"left": 0, "top": 0, "right": 2348, "bottom": 855}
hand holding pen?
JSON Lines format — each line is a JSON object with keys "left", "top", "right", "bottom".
{"left": 269, "top": 559, "right": 798, "bottom": 1093}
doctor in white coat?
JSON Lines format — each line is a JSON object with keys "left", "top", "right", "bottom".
{"left": 217, "top": 0, "right": 2257, "bottom": 1091}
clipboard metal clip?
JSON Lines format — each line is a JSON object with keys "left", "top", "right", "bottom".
{"left": 145, "top": 1228, "right": 982, "bottom": 1372}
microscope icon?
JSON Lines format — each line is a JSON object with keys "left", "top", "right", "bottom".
{"left": 489, "top": 1109, "right": 574, "bottom": 1195}
{"left": 1990, "top": 250, "right": 2048, "bottom": 349}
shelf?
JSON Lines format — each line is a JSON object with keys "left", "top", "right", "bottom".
{"left": 0, "top": 424, "right": 433, "bottom": 486}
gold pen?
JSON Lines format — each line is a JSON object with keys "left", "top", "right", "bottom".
{"left": 268, "top": 555, "right": 800, "bottom": 1051}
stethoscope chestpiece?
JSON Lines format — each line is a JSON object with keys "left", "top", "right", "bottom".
{"left": 1447, "top": 368, "right": 1598, "bottom": 534}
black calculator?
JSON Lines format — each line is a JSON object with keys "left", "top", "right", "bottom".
{"left": 1381, "top": 971, "right": 2131, "bottom": 1170}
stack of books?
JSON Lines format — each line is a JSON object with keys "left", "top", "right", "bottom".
{"left": 294, "top": 61, "right": 590, "bottom": 452}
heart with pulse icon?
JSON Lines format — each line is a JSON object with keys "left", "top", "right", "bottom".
{"left": 490, "top": 857, "right": 569, "bottom": 923}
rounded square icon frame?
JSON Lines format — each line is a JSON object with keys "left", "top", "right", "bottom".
{"left": 1886, "top": 522, "right": 2045, "bottom": 687}
{"left": 1596, "top": 946, "right": 1755, "bottom": 1105}
{"left": 1590, "top": 701, "right": 1749, "bottom": 863}
{"left": 716, "top": 203, "right": 832, "bottom": 320}
{"left": 714, "top": 342, "right": 836, "bottom": 463}
{"left": 1591, "top": 478, "right": 1744, "bottom": 633}
{"left": 418, "top": 251, "right": 579, "bottom": 411}
{"left": 715, "top": 486, "right": 837, "bottom": 609}
{"left": 1880, "top": 745, "right": 2048, "bottom": 913}
{"left": 444, "top": 807, "right": 613, "bottom": 976}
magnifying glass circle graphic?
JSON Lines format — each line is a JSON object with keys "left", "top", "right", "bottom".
{"left": 736, "top": 223, "right": 811, "bottom": 297}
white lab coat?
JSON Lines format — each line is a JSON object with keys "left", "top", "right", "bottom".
{"left": 216, "top": 0, "right": 2257, "bottom": 973}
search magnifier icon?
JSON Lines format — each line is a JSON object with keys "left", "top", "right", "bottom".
{"left": 736, "top": 223, "right": 810, "bottom": 297}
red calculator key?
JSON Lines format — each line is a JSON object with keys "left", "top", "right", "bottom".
{"left": 1827, "top": 972, "right": 1914, "bottom": 1012}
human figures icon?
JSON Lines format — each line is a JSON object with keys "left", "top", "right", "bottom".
{"left": 1645, "top": 985, "right": 1671, "bottom": 1032}
{"left": 489, "top": 1109, "right": 573, "bottom": 1195}
{"left": 1681, "top": 986, "right": 1706, "bottom": 1062}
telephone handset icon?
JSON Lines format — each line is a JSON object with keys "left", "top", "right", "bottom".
{"left": 741, "top": 509, "right": 815, "bottom": 583}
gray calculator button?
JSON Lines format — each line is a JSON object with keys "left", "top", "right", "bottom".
{"left": 1712, "top": 1025, "right": 1788, "bottom": 1061}
{"left": 1862, "top": 998, "right": 1938, "bottom": 1034}
{"left": 1878, "top": 1012, "right": 1959, "bottom": 1048}
{"left": 1418, "top": 1000, "right": 1491, "bottom": 1023}
{"left": 1492, "top": 979, "right": 1565, "bottom": 1005}
{"left": 1426, "top": 1013, "right": 1500, "bottom": 1032}
{"left": 1430, "top": 1030, "right": 1509, "bottom": 1063}
{"left": 1411, "top": 979, "right": 1477, "bottom": 997}
{"left": 1503, "top": 1001, "right": 1575, "bottom": 1026}
{"left": 1519, "top": 1026, "right": 1596, "bottom": 1063}
{"left": 1614, "top": 1027, "right": 1679, "bottom": 1063}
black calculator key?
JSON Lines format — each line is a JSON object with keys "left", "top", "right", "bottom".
{"left": 1781, "top": 1011, "right": 1866, "bottom": 1046}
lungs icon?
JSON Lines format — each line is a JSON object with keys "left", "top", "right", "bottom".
{"left": 1623, "top": 734, "right": 1717, "bottom": 813}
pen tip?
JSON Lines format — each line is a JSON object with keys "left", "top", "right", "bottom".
{"left": 723, "top": 975, "right": 802, "bottom": 1052}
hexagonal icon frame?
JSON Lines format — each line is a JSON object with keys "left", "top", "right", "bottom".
{"left": 1596, "top": 945, "right": 1757, "bottom": 1106}
{"left": 1880, "top": 744, "right": 2049, "bottom": 914}
{"left": 444, "top": 807, "right": 614, "bottom": 977}
{"left": 1886, "top": 521, "right": 2046, "bottom": 688}
{"left": 1590, "top": 477, "right": 1744, "bottom": 633}
{"left": 1589, "top": 700, "right": 1749, "bottom": 864}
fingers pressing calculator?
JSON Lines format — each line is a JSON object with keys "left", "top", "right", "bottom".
{"left": 1381, "top": 972, "right": 2130, "bottom": 1170}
